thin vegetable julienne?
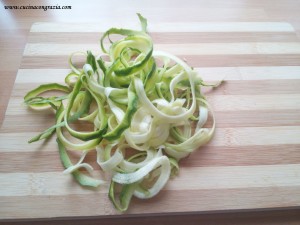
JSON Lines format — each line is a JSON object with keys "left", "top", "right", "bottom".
{"left": 24, "top": 13, "right": 217, "bottom": 212}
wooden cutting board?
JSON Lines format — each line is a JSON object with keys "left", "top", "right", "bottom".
{"left": 1, "top": 22, "right": 300, "bottom": 220}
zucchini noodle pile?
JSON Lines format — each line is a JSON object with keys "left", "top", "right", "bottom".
{"left": 24, "top": 14, "right": 216, "bottom": 211}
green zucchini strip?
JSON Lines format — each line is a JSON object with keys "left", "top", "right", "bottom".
{"left": 57, "top": 138, "right": 103, "bottom": 187}
{"left": 24, "top": 83, "right": 70, "bottom": 109}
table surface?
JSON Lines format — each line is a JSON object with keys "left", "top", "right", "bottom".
{"left": 1, "top": 0, "right": 300, "bottom": 224}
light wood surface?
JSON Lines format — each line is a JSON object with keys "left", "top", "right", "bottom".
{"left": 1, "top": 0, "right": 300, "bottom": 224}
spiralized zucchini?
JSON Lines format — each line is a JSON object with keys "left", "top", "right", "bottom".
{"left": 25, "top": 14, "right": 216, "bottom": 212}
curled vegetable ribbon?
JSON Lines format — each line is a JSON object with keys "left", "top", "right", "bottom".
{"left": 24, "top": 13, "right": 217, "bottom": 212}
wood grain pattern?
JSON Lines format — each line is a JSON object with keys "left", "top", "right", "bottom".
{"left": 30, "top": 22, "right": 295, "bottom": 33}
{"left": 1, "top": 21, "right": 300, "bottom": 221}
{"left": 20, "top": 54, "right": 300, "bottom": 68}
{"left": 28, "top": 32, "right": 300, "bottom": 44}
{"left": 23, "top": 42, "right": 300, "bottom": 56}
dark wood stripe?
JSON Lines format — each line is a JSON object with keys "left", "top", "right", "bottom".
{"left": 184, "top": 54, "right": 300, "bottom": 67}
{"left": 2, "top": 187, "right": 300, "bottom": 219}
{"left": 3, "top": 208, "right": 300, "bottom": 225}
{"left": 1, "top": 144, "right": 300, "bottom": 173}
{"left": 27, "top": 32, "right": 299, "bottom": 44}
{"left": 1, "top": 193, "right": 108, "bottom": 219}
{"left": 0, "top": 151, "right": 64, "bottom": 173}
{"left": 2, "top": 108, "right": 300, "bottom": 134}
{"left": 0, "top": 150, "right": 99, "bottom": 173}
{"left": 213, "top": 110, "right": 300, "bottom": 127}
{"left": 149, "top": 32, "right": 300, "bottom": 43}
{"left": 186, "top": 109, "right": 300, "bottom": 128}
{"left": 21, "top": 56, "right": 83, "bottom": 69}
{"left": 1, "top": 114, "right": 95, "bottom": 132}
{"left": 202, "top": 80, "right": 300, "bottom": 95}
{"left": 180, "top": 144, "right": 300, "bottom": 167}
{"left": 1, "top": 109, "right": 300, "bottom": 133}
{"left": 11, "top": 80, "right": 300, "bottom": 97}
{"left": 130, "top": 187, "right": 300, "bottom": 213}
{"left": 1, "top": 113, "right": 57, "bottom": 132}
{"left": 20, "top": 54, "right": 300, "bottom": 69}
